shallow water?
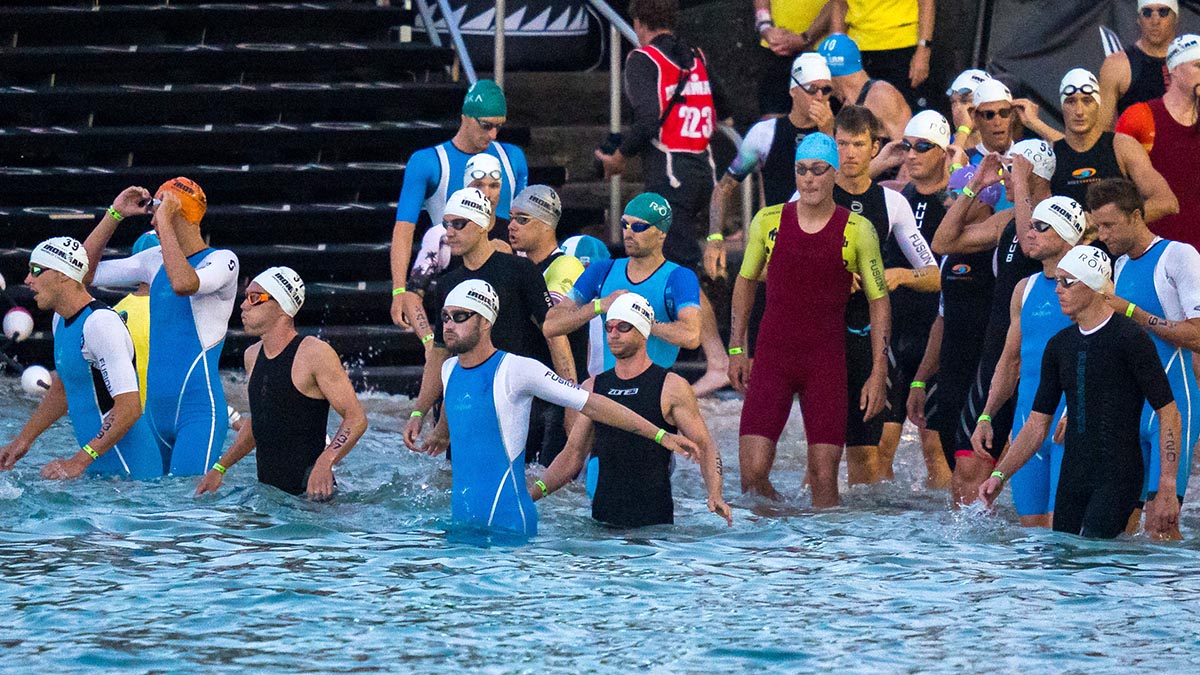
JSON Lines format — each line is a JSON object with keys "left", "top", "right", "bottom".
{"left": 2, "top": 375, "right": 1199, "bottom": 674}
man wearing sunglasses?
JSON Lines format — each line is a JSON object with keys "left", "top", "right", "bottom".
{"left": 980, "top": 245, "right": 1182, "bottom": 540}
{"left": 415, "top": 280, "right": 699, "bottom": 537}
{"left": 971, "top": 196, "right": 1087, "bottom": 529}
{"left": 536, "top": 292, "right": 731, "bottom": 528}
{"left": 1098, "top": 1, "right": 1181, "bottom": 130}
{"left": 731, "top": 132, "right": 890, "bottom": 507}
{"left": 1, "top": 238, "right": 162, "bottom": 481}
{"left": 1050, "top": 68, "right": 1178, "bottom": 223}
{"left": 963, "top": 79, "right": 1016, "bottom": 169}
{"left": 817, "top": 33, "right": 912, "bottom": 144}
{"left": 390, "top": 79, "right": 528, "bottom": 332}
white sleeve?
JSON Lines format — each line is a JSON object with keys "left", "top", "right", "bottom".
{"left": 194, "top": 249, "right": 239, "bottom": 297}
{"left": 884, "top": 188, "right": 937, "bottom": 269}
{"left": 441, "top": 356, "right": 458, "bottom": 392}
{"left": 726, "top": 119, "right": 776, "bottom": 180}
{"left": 92, "top": 248, "right": 162, "bottom": 287}
{"left": 81, "top": 310, "right": 140, "bottom": 397}
{"left": 504, "top": 355, "right": 589, "bottom": 411}
{"left": 1160, "top": 242, "right": 1200, "bottom": 321}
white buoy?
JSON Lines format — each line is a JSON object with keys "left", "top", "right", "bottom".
{"left": 3, "top": 307, "right": 34, "bottom": 342}
{"left": 21, "top": 365, "right": 51, "bottom": 395}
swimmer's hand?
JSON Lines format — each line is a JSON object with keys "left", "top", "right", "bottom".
{"left": 849, "top": 273, "right": 862, "bottom": 294}
{"left": 1144, "top": 488, "right": 1181, "bottom": 540}
{"left": 1052, "top": 414, "right": 1067, "bottom": 445}
{"left": 195, "top": 469, "right": 224, "bottom": 496}
{"left": 402, "top": 413, "right": 425, "bottom": 452}
{"left": 860, "top": 370, "right": 887, "bottom": 421}
{"left": 973, "top": 153, "right": 1005, "bottom": 190}
{"left": 421, "top": 424, "right": 449, "bottom": 456}
{"left": 111, "top": 185, "right": 153, "bottom": 219}
{"left": 703, "top": 237, "right": 726, "bottom": 280}
{"left": 977, "top": 475, "right": 1004, "bottom": 509}
{"left": 391, "top": 291, "right": 423, "bottom": 330}
{"left": 0, "top": 439, "right": 31, "bottom": 471}
{"left": 727, "top": 350, "right": 750, "bottom": 394}
{"left": 155, "top": 191, "right": 184, "bottom": 227}
{"left": 598, "top": 289, "right": 628, "bottom": 314}
{"left": 306, "top": 460, "right": 335, "bottom": 501}
{"left": 40, "top": 454, "right": 88, "bottom": 480}
{"left": 708, "top": 496, "right": 733, "bottom": 526}
{"left": 971, "top": 418, "right": 994, "bottom": 460}
{"left": 906, "top": 386, "right": 927, "bottom": 428}
{"left": 874, "top": 140, "right": 907, "bottom": 172}
{"left": 661, "top": 433, "right": 699, "bottom": 462}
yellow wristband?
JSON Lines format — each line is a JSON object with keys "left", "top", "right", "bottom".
{"left": 392, "top": 287, "right": 406, "bottom": 296}
{"left": 990, "top": 470, "right": 1006, "bottom": 482}
{"left": 212, "top": 462, "right": 227, "bottom": 474}
{"left": 410, "top": 410, "right": 424, "bottom": 418}
{"left": 961, "top": 186, "right": 977, "bottom": 199}
{"left": 706, "top": 233, "right": 724, "bottom": 242}
{"left": 420, "top": 334, "right": 434, "bottom": 345}
{"left": 949, "top": 163, "right": 964, "bottom": 172}
{"left": 594, "top": 299, "right": 603, "bottom": 315}
{"left": 910, "top": 381, "right": 926, "bottom": 389}
{"left": 957, "top": 125, "right": 972, "bottom": 135}
{"left": 1125, "top": 302, "right": 1136, "bottom": 318}
{"left": 978, "top": 414, "right": 992, "bottom": 423}
{"left": 534, "top": 479, "right": 549, "bottom": 497}
{"left": 82, "top": 444, "right": 99, "bottom": 460}
{"left": 106, "top": 206, "right": 124, "bottom": 221}
{"left": 654, "top": 428, "right": 666, "bottom": 445}
{"left": 728, "top": 347, "right": 745, "bottom": 355}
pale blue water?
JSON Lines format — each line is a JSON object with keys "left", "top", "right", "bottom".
{"left": 2, "top": 374, "right": 1199, "bottom": 674}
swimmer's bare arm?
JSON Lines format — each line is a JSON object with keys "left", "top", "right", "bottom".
{"left": 1146, "top": 401, "right": 1182, "bottom": 536}
{"left": 1115, "top": 133, "right": 1179, "bottom": 223}
{"left": 154, "top": 192, "right": 202, "bottom": 295}
{"left": 533, "top": 378, "right": 596, "bottom": 500}
{"left": 664, "top": 373, "right": 732, "bottom": 525}
{"left": 885, "top": 265, "right": 940, "bottom": 292}
{"left": 390, "top": 220, "right": 424, "bottom": 329}
{"left": 0, "top": 373, "right": 68, "bottom": 471}
{"left": 304, "top": 338, "right": 369, "bottom": 500}
{"left": 727, "top": 273, "right": 759, "bottom": 393}
{"left": 1097, "top": 51, "right": 1131, "bottom": 131}
{"left": 930, "top": 154, "right": 1008, "bottom": 255}
{"left": 906, "top": 315, "right": 943, "bottom": 428}
{"left": 1105, "top": 300, "right": 1200, "bottom": 352}
{"left": 543, "top": 289, "right": 627, "bottom": 338}
{"left": 650, "top": 305, "right": 701, "bottom": 350}
{"left": 978, "top": 410, "right": 1053, "bottom": 508}
{"left": 705, "top": 175, "right": 739, "bottom": 279}
{"left": 972, "top": 279, "right": 1026, "bottom": 456}
{"left": 403, "top": 346, "right": 449, "bottom": 452}
{"left": 863, "top": 294, "right": 891, "bottom": 421}
{"left": 196, "top": 344, "right": 261, "bottom": 495}
{"left": 41, "top": 390, "right": 144, "bottom": 480}
{"left": 580, "top": 392, "right": 699, "bottom": 461}
{"left": 867, "top": 82, "right": 913, "bottom": 144}
{"left": 82, "top": 186, "right": 152, "bottom": 285}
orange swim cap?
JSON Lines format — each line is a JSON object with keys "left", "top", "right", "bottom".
{"left": 156, "top": 177, "right": 207, "bottom": 225}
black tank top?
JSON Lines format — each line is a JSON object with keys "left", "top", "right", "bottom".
{"left": 1117, "top": 44, "right": 1168, "bottom": 116}
{"left": 887, "top": 183, "right": 947, "bottom": 335}
{"left": 985, "top": 218, "right": 1041, "bottom": 350}
{"left": 1051, "top": 132, "right": 1124, "bottom": 207}
{"left": 764, "top": 117, "right": 818, "bottom": 205}
{"left": 247, "top": 335, "right": 331, "bottom": 495}
{"left": 940, "top": 248, "right": 996, "bottom": 350}
{"left": 834, "top": 183, "right": 889, "bottom": 332}
{"left": 855, "top": 78, "right": 880, "bottom": 106}
{"left": 591, "top": 364, "right": 676, "bottom": 527}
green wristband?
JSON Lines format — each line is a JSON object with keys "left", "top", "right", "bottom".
{"left": 961, "top": 186, "right": 977, "bottom": 199}
{"left": 1125, "top": 302, "right": 1136, "bottom": 318}
{"left": 594, "top": 299, "right": 603, "bottom": 315}
{"left": 990, "top": 470, "right": 1006, "bottom": 482}
{"left": 534, "top": 479, "right": 549, "bottom": 497}
{"left": 978, "top": 414, "right": 992, "bottom": 423}
{"left": 106, "top": 206, "right": 124, "bottom": 222}
{"left": 420, "top": 334, "right": 434, "bottom": 345}
{"left": 910, "top": 380, "right": 926, "bottom": 389}
{"left": 212, "top": 462, "right": 227, "bottom": 474}
{"left": 706, "top": 233, "right": 724, "bottom": 242}
{"left": 957, "top": 125, "right": 972, "bottom": 135}
{"left": 410, "top": 410, "right": 424, "bottom": 418}
{"left": 728, "top": 347, "right": 745, "bottom": 355}
{"left": 82, "top": 444, "right": 99, "bottom": 460}
{"left": 392, "top": 287, "right": 406, "bottom": 296}
{"left": 654, "top": 428, "right": 667, "bottom": 445}
{"left": 949, "top": 163, "right": 964, "bottom": 172}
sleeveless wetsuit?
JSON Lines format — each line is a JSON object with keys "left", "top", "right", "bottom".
{"left": 1117, "top": 98, "right": 1200, "bottom": 251}
{"left": 53, "top": 301, "right": 162, "bottom": 479}
{"left": 1050, "top": 133, "right": 1124, "bottom": 207}
{"left": 591, "top": 365, "right": 676, "bottom": 527}
{"left": 1116, "top": 44, "right": 1168, "bottom": 116}
{"left": 247, "top": 335, "right": 331, "bottom": 495}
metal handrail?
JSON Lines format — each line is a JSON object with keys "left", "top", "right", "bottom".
{"left": 417, "top": 0, "right": 477, "bottom": 84}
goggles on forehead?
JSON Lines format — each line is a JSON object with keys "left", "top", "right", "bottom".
{"left": 468, "top": 168, "right": 503, "bottom": 181}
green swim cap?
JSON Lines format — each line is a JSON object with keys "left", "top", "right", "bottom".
{"left": 624, "top": 192, "right": 673, "bottom": 232}
{"left": 462, "top": 79, "right": 507, "bottom": 119}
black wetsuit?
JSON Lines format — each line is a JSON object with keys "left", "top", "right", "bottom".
{"left": 1034, "top": 315, "right": 1174, "bottom": 538}
{"left": 1051, "top": 132, "right": 1125, "bottom": 207}
{"left": 591, "top": 364, "right": 676, "bottom": 527}
{"left": 247, "top": 335, "right": 330, "bottom": 495}
{"left": 1117, "top": 44, "right": 1168, "bottom": 117}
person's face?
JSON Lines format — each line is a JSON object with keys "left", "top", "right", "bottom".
{"left": 1091, "top": 202, "right": 1142, "bottom": 258}
{"left": 605, "top": 320, "right": 646, "bottom": 359}
{"left": 1061, "top": 93, "right": 1098, "bottom": 135}
{"left": 1022, "top": 219, "right": 1071, "bottom": 261}
{"left": 442, "top": 307, "right": 483, "bottom": 354}
{"left": 1054, "top": 271, "right": 1095, "bottom": 317}
{"left": 468, "top": 176, "right": 502, "bottom": 208}
{"left": 790, "top": 79, "right": 833, "bottom": 115}
{"left": 443, "top": 214, "right": 487, "bottom": 256}
{"left": 25, "top": 265, "right": 69, "bottom": 311}
{"left": 1170, "top": 59, "right": 1200, "bottom": 97}
{"left": 240, "top": 281, "right": 285, "bottom": 336}
{"left": 507, "top": 210, "right": 552, "bottom": 253}
{"left": 1138, "top": 5, "right": 1178, "bottom": 46}
{"left": 459, "top": 115, "right": 505, "bottom": 152}
{"left": 794, "top": 160, "right": 837, "bottom": 206}
{"left": 902, "top": 136, "right": 946, "bottom": 181}
{"left": 621, "top": 217, "right": 665, "bottom": 258}
{"left": 972, "top": 100, "right": 1013, "bottom": 152}
{"left": 834, "top": 128, "right": 877, "bottom": 179}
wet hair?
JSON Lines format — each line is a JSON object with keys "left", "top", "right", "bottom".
{"left": 629, "top": 0, "right": 678, "bottom": 32}
{"left": 1086, "top": 178, "right": 1144, "bottom": 218}
{"left": 833, "top": 105, "right": 882, "bottom": 143}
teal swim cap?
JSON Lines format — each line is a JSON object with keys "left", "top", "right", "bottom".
{"left": 818, "top": 33, "right": 862, "bottom": 77}
{"left": 794, "top": 132, "right": 840, "bottom": 172}
{"left": 132, "top": 230, "right": 159, "bottom": 255}
{"left": 462, "top": 79, "right": 507, "bottom": 119}
{"left": 624, "top": 192, "right": 673, "bottom": 232}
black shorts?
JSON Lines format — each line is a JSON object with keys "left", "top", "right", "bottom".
{"left": 952, "top": 347, "right": 1014, "bottom": 462}
{"left": 1054, "top": 476, "right": 1142, "bottom": 539}
{"left": 882, "top": 328, "right": 930, "bottom": 425}
{"left": 845, "top": 329, "right": 885, "bottom": 447}
{"left": 526, "top": 397, "right": 567, "bottom": 466}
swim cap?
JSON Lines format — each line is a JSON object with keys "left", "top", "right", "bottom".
{"left": 972, "top": 78, "right": 1012, "bottom": 107}
{"left": 444, "top": 279, "right": 499, "bottom": 324}
{"left": 624, "top": 192, "right": 673, "bottom": 232}
{"left": 511, "top": 185, "right": 562, "bottom": 228}
{"left": 1139, "top": 1, "right": 1178, "bottom": 14}
{"left": 1167, "top": 34, "right": 1200, "bottom": 72}
{"left": 444, "top": 187, "right": 493, "bottom": 228}
{"left": 949, "top": 165, "right": 1003, "bottom": 208}
{"left": 1008, "top": 139, "right": 1057, "bottom": 181}
{"left": 817, "top": 34, "right": 862, "bottom": 77}
{"left": 1059, "top": 67, "right": 1100, "bottom": 107}
{"left": 156, "top": 177, "right": 207, "bottom": 225}
{"left": 462, "top": 79, "right": 507, "bottom": 119}
{"left": 606, "top": 292, "right": 655, "bottom": 338}
{"left": 904, "top": 110, "right": 951, "bottom": 149}
{"left": 252, "top": 266, "right": 305, "bottom": 317}
{"left": 790, "top": 52, "right": 831, "bottom": 88}
{"left": 947, "top": 69, "right": 990, "bottom": 97}
{"left": 31, "top": 236, "right": 88, "bottom": 283}
{"left": 1056, "top": 245, "right": 1112, "bottom": 293}
{"left": 1032, "top": 196, "right": 1085, "bottom": 245}
{"left": 132, "top": 230, "right": 159, "bottom": 255}
{"left": 559, "top": 234, "right": 611, "bottom": 267}
{"left": 794, "top": 131, "right": 839, "bottom": 171}
{"left": 463, "top": 153, "right": 503, "bottom": 185}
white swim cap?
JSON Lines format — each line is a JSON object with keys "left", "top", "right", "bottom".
{"left": 463, "top": 153, "right": 503, "bottom": 185}
{"left": 252, "top": 266, "right": 305, "bottom": 317}
{"left": 1008, "top": 139, "right": 1057, "bottom": 181}
{"left": 972, "top": 78, "right": 1012, "bottom": 107}
{"left": 1056, "top": 245, "right": 1112, "bottom": 293}
{"left": 1139, "top": 1, "right": 1178, "bottom": 14}
{"left": 606, "top": 292, "right": 654, "bottom": 338}
{"left": 1167, "top": 34, "right": 1200, "bottom": 73}
{"left": 444, "top": 279, "right": 499, "bottom": 324}
{"left": 903, "top": 110, "right": 952, "bottom": 149}
{"left": 30, "top": 236, "right": 88, "bottom": 283}
{"left": 1033, "top": 196, "right": 1086, "bottom": 246}
{"left": 1059, "top": 67, "right": 1100, "bottom": 107}
{"left": 444, "top": 187, "right": 493, "bottom": 228}
{"left": 947, "top": 69, "right": 990, "bottom": 97}
{"left": 790, "top": 52, "right": 832, "bottom": 88}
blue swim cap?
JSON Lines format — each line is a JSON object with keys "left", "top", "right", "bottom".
{"left": 132, "top": 230, "right": 160, "bottom": 255}
{"left": 794, "top": 132, "right": 840, "bottom": 172}
{"left": 818, "top": 33, "right": 862, "bottom": 77}
{"left": 559, "top": 234, "right": 611, "bottom": 268}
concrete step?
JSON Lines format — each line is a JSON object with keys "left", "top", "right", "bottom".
{"left": 502, "top": 71, "right": 619, "bottom": 127}
{"left": 527, "top": 124, "right": 641, "bottom": 184}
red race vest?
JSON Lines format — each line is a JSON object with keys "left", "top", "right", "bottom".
{"left": 635, "top": 44, "right": 716, "bottom": 154}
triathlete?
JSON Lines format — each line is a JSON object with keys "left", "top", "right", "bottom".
{"left": 817, "top": 34, "right": 911, "bottom": 142}
{"left": 413, "top": 280, "right": 699, "bottom": 537}
{"left": 731, "top": 132, "right": 890, "bottom": 507}
{"left": 535, "top": 292, "right": 732, "bottom": 528}
{"left": 945, "top": 68, "right": 990, "bottom": 152}
{"left": 1097, "top": 1, "right": 1180, "bottom": 129}
{"left": 85, "top": 179, "right": 238, "bottom": 476}
{"left": 980, "top": 245, "right": 1182, "bottom": 539}
{"left": 195, "top": 267, "right": 368, "bottom": 499}
{"left": 0, "top": 238, "right": 161, "bottom": 480}
{"left": 963, "top": 78, "right": 1015, "bottom": 167}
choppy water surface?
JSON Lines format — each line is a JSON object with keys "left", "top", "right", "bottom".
{"left": 2, "top": 375, "right": 1199, "bottom": 674}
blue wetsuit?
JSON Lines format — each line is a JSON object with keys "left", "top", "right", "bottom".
{"left": 53, "top": 301, "right": 162, "bottom": 479}
{"left": 1010, "top": 272, "right": 1070, "bottom": 516}
{"left": 1114, "top": 238, "right": 1200, "bottom": 499}
{"left": 568, "top": 258, "right": 701, "bottom": 371}
{"left": 441, "top": 351, "right": 590, "bottom": 536}
{"left": 395, "top": 140, "right": 528, "bottom": 223}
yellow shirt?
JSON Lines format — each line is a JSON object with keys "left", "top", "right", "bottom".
{"left": 112, "top": 293, "right": 150, "bottom": 409}
{"left": 739, "top": 202, "right": 888, "bottom": 301}
{"left": 846, "top": 0, "right": 919, "bottom": 52}
{"left": 543, "top": 253, "right": 585, "bottom": 304}
{"left": 760, "top": 0, "right": 827, "bottom": 48}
